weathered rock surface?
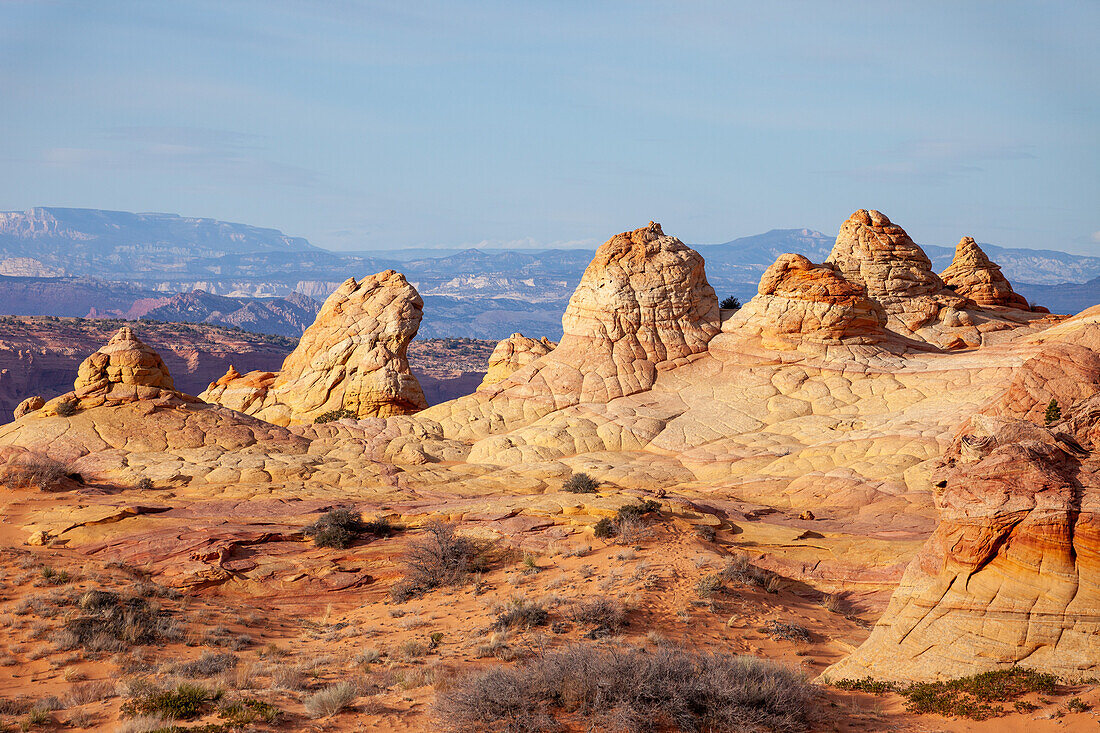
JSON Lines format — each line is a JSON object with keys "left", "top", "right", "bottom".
{"left": 940, "top": 236, "right": 1032, "bottom": 310}
{"left": 824, "top": 400, "right": 1100, "bottom": 681}
{"left": 420, "top": 222, "right": 720, "bottom": 443}
{"left": 13, "top": 395, "right": 43, "bottom": 420}
{"left": 826, "top": 210, "right": 974, "bottom": 345}
{"left": 479, "top": 332, "right": 556, "bottom": 387}
{"left": 200, "top": 270, "right": 427, "bottom": 424}
{"left": 728, "top": 253, "right": 885, "bottom": 345}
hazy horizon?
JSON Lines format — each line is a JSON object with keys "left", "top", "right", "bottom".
{"left": 2, "top": 1, "right": 1097, "bottom": 255}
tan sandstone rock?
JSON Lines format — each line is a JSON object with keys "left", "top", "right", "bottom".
{"left": 826, "top": 210, "right": 971, "bottom": 342}
{"left": 28, "top": 327, "right": 197, "bottom": 415}
{"left": 419, "top": 222, "right": 720, "bottom": 443}
{"left": 940, "top": 236, "right": 1031, "bottom": 310}
{"left": 200, "top": 270, "right": 428, "bottom": 425}
{"left": 14, "top": 395, "right": 44, "bottom": 420}
{"left": 730, "top": 253, "right": 885, "bottom": 345}
{"left": 479, "top": 333, "right": 556, "bottom": 388}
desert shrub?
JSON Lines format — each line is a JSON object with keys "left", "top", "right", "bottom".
{"left": 563, "top": 472, "right": 599, "bottom": 494}
{"left": 695, "top": 525, "right": 717, "bottom": 542}
{"left": 763, "top": 620, "right": 811, "bottom": 643}
{"left": 120, "top": 683, "right": 214, "bottom": 720}
{"left": 720, "top": 554, "right": 776, "bottom": 588}
{"left": 833, "top": 667, "right": 1058, "bottom": 721}
{"left": 219, "top": 697, "right": 282, "bottom": 725}
{"left": 362, "top": 516, "right": 396, "bottom": 537}
{"left": 616, "top": 499, "right": 662, "bottom": 522}
{"left": 435, "top": 644, "right": 814, "bottom": 733}
{"left": 495, "top": 598, "right": 549, "bottom": 631}
{"left": 304, "top": 507, "right": 364, "bottom": 549}
{"left": 304, "top": 680, "right": 358, "bottom": 718}
{"left": 593, "top": 518, "right": 615, "bottom": 539}
{"left": 174, "top": 652, "right": 239, "bottom": 678}
{"left": 1045, "top": 398, "right": 1061, "bottom": 425}
{"left": 695, "top": 573, "right": 724, "bottom": 599}
{"left": 56, "top": 400, "right": 78, "bottom": 417}
{"left": 314, "top": 408, "right": 356, "bottom": 424}
{"left": 391, "top": 522, "right": 488, "bottom": 602}
{"left": 568, "top": 597, "right": 627, "bottom": 637}
{"left": 63, "top": 680, "right": 115, "bottom": 706}
{"left": 54, "top": 592, "right": 176, "bottom": 652}
{"left": 1, "top": 453, "right": 69, "bottom": 491}
{"left": 720, "top": 296, "right": 742, "bottom": 311}
{"left": 135, "top": 477, "right": 154, "bottom": 491}
{"left": 1066, "top": 697, "right": 1090, "bottom": 713}
{"left": 901, "top": 668, "right": 1058, "bottom": 720}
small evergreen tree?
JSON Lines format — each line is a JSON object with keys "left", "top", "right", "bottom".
{"left": 1044, "top": 398, "right": 1061, "bottom": 425}
{"left": 720, "top": 296, "right": 742, "bottom": 310}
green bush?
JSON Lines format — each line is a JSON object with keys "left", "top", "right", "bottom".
{"left": 720, "top": 296, "right": 742, "bottom": 310}
{"left": 314, "top": 408, "right": 357, "bottom": 424}
{"left": 593, "top": 518, "right": 615, "bottom": 539}
{"left": 563, "top": 472, "right": 599, "bottom": 494}
{"left": 120, "top": 683, "right": 215, "bottom": 720}
{"left": 304, "top": 508, "right": 364, "bottom": 549}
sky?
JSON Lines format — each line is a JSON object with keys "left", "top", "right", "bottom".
{"left": 1, "top": 0, "right": 1097, "bottom": 254}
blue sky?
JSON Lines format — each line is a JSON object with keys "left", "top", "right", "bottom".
{"left": 1, "top": 1, "right": 1097, "bottom": 254}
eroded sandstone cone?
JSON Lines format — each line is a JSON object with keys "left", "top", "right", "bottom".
{"left": 940, "top": 236, "right": 1031, "bottom": 310}
{"left": 823, "top": 404, "right": 1100, "bottom": 682}
{"left": 201, "top": 270, "right": 427, "bottom": 425}
{"left": 826, "top": 210, "right": 969, "bottom": 338}
{"left": 420, "top": 222, "right": 720, "bottom": 443}
{"left": 730, "top": 253, "right": 885, "bottom": 344}
{"left": 479, "top": 333, "right": 557, "bottom": 388}
{"left": 75, "top": 326, "right": 174, "bottom": 393}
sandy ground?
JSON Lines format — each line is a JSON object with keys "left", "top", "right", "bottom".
{"left": 0, "top": 488, "right": 1098, "bottom": 732}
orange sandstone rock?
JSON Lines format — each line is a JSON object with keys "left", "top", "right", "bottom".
{"left": 940, "top": 236, "right": 1031, "bottom": 310}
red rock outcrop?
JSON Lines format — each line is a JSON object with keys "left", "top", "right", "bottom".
{"left": 479, "top": 333, "right": 556, "bottom": 388}
{"left": 940, "top": 236, "right": 1031, "bottom": 310}
{"left": 200, "top": 270, "right": 427, "bottom": 424}
{"left": 824, "top": 403, "right": 1100, "bottom": 681}
{"left": 729, "top": 253, "right": 885, "bottom": 344}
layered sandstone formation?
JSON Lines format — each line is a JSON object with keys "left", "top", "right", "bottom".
{"left": 824, "top": 406, "right": 1100, "bottom": 681}
{"left": 728, "top": 253, "right": 885, "bottom": 345}
{"left": 940, "top": 236, "right": 1032, "bottom": 310}
{"left": 200, "top": 270, "right": 427, "bottom": 424}
{"left": 31, "top": 327, "right": 199, "bottom": 415}
{"left": 825, "top": 210, "right": 975, "bottom": 345}
{"left": 479, "top": 333, "right": 556, "bottom": 387}
{"left": 417, "top": 222, "right": 720, "bottom": 446}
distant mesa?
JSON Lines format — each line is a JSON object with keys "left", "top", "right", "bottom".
{"left": 200, "top": 269, "right": 427, "bottom": 424}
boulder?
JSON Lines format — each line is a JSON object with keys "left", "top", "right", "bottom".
{"left": 940, "top": 236, "right": 1031, "bottom": 310}
{"left": 479, "top": 333, "right": 556, "bottom": 388}
{"left": 14, "top": 395, "right": 44, "bottom": 420}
